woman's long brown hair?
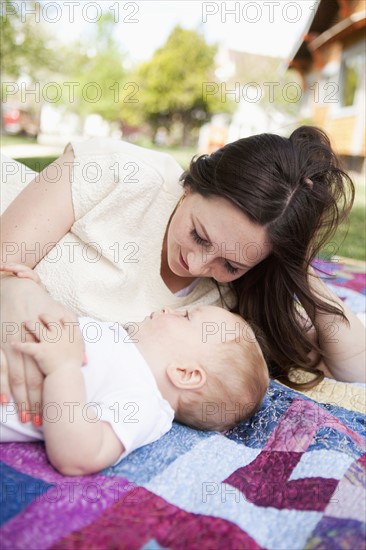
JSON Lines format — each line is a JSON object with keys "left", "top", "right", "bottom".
{"left": 181, "top": 126, "right": 355, "bottom": 390}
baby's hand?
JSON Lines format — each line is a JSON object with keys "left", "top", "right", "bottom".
{"left": 11, "top": 314, "right": 84, "bottom": 377}
{"left": 0, "top": 263, "right": 43, "bottom": 286}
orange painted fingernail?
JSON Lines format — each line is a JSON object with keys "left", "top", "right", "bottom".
{"left": 0, "top": 393, "right": 9, "bottom": 405}
{"left": 82, "top": 352, "right": 88, "bottom": 366}
{"left": 20, "top": 411, "right": 31, "bottom": 423}
{"left": 32, "top": 414, "right": 42, "bottom": 427}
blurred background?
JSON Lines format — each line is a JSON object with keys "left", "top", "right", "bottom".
{"left": 1, "top": 0, "right": 365, "bottom": 259}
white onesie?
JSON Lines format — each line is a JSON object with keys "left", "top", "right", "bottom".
{"left": 0, "top": 318, "right": 175, "bottom": 464}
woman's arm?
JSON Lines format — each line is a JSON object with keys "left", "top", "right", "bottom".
{"left": 13, "top": 315, "right": 123, "bottom": 476}
{"left": 310, "top": 267, "right": 366, "bottom": 382}
{"left": 0, "top": 149, "right": 77, "bottom": 418}
{"left": 1, "top": 148, "right": 75, "bottom": 267}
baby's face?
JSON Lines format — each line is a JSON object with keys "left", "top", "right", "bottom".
{"left": 135, "top": 305, "right": 248, "bottom": 360}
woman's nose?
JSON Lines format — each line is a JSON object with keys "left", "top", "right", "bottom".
{"left": 186, "top": 251, "right": 210, "bottom": 277}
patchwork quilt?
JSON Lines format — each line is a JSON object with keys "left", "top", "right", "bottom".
{"left": 1, "top": 259, "right": 365, "bottom": 550}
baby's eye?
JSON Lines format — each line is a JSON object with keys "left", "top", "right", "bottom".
{"left": 190, "top": 228, "right": 208, "bottom": 246}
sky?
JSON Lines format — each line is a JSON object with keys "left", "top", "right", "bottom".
{"left": 16, "top": 0, "right": 317, "bottom": 63}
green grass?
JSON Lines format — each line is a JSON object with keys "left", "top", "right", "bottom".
{"left": 151, "top": 145, "right": 196, "bottom": 170}
{"left": 134, "top": 139, "right": 196, "bottom": 169}
{"left": 15, "top": 153, "right": 365, "bottom": 262}
{"left": 318, "top": 176, "right": 365, "bottom": 262}
{"left": 14, "top": 156, "right": 58, "bottom": 172}
{"left": 1, "top": 134, "right": 37, "bottom": 146}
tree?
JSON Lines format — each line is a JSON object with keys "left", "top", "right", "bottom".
{"left": 0, "top": 0, "right": 64, "bottom": 134}
{"left": 0, "top": 0, "right": 59, "bottom": 79}
{"left": 60, "top": 13, "right": 127, "bottom": 124}
{"left": 124, "top": 26, "right": 233, "bottom": 145}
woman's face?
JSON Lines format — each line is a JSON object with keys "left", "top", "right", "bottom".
{"left": 166, "top": 189, "right": 271, "bottom": 283}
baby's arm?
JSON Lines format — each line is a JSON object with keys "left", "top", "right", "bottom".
{"left": 13, "top": 314, "right": 124, "bottom": 476}
{"left": 309, "top": 267, "right": 366, "bottom": 382}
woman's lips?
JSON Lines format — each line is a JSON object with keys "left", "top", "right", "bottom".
{"left": 179, "top": 250, "right": 189, "bottom": 271}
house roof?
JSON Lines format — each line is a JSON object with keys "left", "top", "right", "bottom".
{"left": 288, "top": 0, "right": 340, "bottom": 68}
{"left": 308, "top": 10, "right": 366, "bottom": 52}
{"left": 288, "top": 0, "right": 366, "bottom": 72}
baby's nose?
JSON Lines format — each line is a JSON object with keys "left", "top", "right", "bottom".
{"left": 161, "top": 307, "right": 184, "bottom": 317}
{"left": 161, "top": 307, "right": 176, "bottom": 315}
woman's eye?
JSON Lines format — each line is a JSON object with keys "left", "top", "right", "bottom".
{"left": 225, "top": 261, "right": 239, "bottom": 275}
{"left": 190, "top": 228, "right": 207, "bottom": 245}
{"left": 191, "top": 228, "right": 239, "bottom": 275}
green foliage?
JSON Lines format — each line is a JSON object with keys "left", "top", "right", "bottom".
{"left": 56, "top": 13, "right": 127, "bottom": 123}
{"left": 342, "top": 64, "right": 358, "bottom": 107}
{"left": 123, "top": 26, "right": 233, "bottom": 143}
{"left": 0, "top": 0, "right": 59, "bottom": 80}
{"left": 1, "top": 11, "right": 232, "bottom": 140}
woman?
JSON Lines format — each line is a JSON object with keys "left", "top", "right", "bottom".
{"left": 1, "top": 126, "right": 365, "bottom": 421}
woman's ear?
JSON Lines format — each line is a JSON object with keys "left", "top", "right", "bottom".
{"left": 166, "top": 363, "right": 207, "bottom": 390}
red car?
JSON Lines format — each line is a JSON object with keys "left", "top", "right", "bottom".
{"left": 2, "top": 103, "right": 39, "bottom": 137}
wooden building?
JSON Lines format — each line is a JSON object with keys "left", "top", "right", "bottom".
{"left": 289, "top": 0, "right": 366, "bottom": 172}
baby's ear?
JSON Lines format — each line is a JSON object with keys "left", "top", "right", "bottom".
{"left": 166, "top": 363, "right": 206, "bottom": 390}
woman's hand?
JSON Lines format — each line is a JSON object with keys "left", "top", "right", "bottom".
{"left": 308, "top": 266, "right": 366, "bottom": 382}
{"left": 0, "top": 262, "right": 43, "bottom": 286}
{"left": 0, "top": 276, "right": 78, "bottom": 424}
{"left": 12, "top": 313, "right": 84, "bottom": 377}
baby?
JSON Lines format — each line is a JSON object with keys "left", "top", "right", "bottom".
{"left": 0, "top": 265, "right": 269, "bottom": 476}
